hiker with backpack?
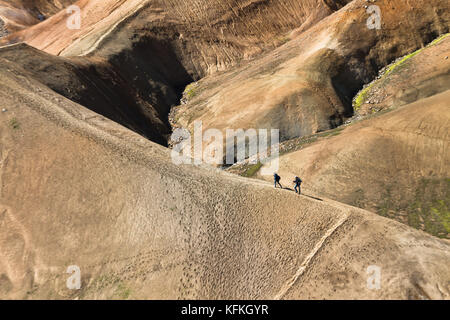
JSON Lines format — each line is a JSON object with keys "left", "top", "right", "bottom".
{"left": 293, "top": 176, "right": 302, "bottom": 194}
{"left": 274, "top": 173, "right": 282, "bottom": 189}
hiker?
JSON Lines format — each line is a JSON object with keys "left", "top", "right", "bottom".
{"left": 37, "top": 14, "right": 46, "bottom": 22}
{"left": 293, "top": 176, "right": 302, "bottom": 194}
{"left": 274, "top": 173, "right": 282, "bottom": 189}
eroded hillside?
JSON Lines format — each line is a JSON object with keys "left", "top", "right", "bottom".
{"left": 0, "top": 0, "right": 77, "bottom": 35}
{"left": 249, "top": 35, "right": 450, "bottom": 238}
{"left": 0, "top": 0, "right": 359, "bottom": 146}
{"left": 353, "top": 33, "right": 450, "bottom": 116}
{"left": 0, "top": 0, "right": 449, "bottom": 300}
{"left": 256, "top": 90, "right": 450, "bottom": 238}
{"left": 172, "top": 0, "right": 450, "bottom": 143}
{"left": 0, "top": 58, "right": 449, "bottom": 299}
{"left": 1, "top": 0, "right": 448, "bottom": 148}
{"left": 0, "top": 43, "right": 180, "bottom": 145}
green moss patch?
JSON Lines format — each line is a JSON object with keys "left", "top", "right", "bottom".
{"left": 242, "top": 161, "right": 263, "bottom": 177}
{"left": 407, "top": 178, "right": 450, "bottom": 238}
{"left": 183, "top": 83, "right": 199, "bottom": 100}
{"left": 374, "top": 178, "right": 450, "bottom": 238}
{"left": 352, "top": 33, "right": 450, "bottom": 111}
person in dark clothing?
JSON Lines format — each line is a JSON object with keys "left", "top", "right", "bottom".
{"left": 293, "top": 176, "right": 302, "bottom": 194}
{"left": 274, "top": 173, "right": 282, "bottom": 189}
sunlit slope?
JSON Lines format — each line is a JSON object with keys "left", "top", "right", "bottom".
{"left": 260, "top": 91, "right": 450, "bottom": 238}
{"left": 0, "top": 0, "right": 351, "bottom": 66}
{"left": 0, "top": 0, "right": 77, "bottom": 34}
{"left": 172, "top": 0, "right": 450, "bottom": 143}
{"left": 1, "top": 0, "right": 448, "bottom": 146}
{"left": 0, "top": 59, "right": 449, "bottom": 299}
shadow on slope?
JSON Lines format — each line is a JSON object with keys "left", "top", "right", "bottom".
{"left": 0, "top": 59, "right": 449, "bottom": 299}
{"left": 0, "top": 42, "right": 193, "bottom": 145}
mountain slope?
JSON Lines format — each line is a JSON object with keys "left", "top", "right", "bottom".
{"left": 258, "top": 90, "right": 450, "bottom": 238}
{"left": 2, "top": 0, "right": 448, "bottom": 147}
{"left": 0, "top": 0, "right": 77, "bottom": 35}
{"left": 0, "top": 0, "right": 357, "bottom": 147}
{"left": 353, "top": 33, "right": 450, "bottom": 116}
{"left": 172, "top": 0, "right": 450, "bottom": 143}
{"left": 0, "top": 54, "right": 449, "bottom": 300}
{"left": 0, "top": 43, "right": 185, "bottom": 145}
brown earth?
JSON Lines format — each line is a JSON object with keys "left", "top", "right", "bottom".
{"left": 0, "top": 0, "right": 449, "bottom": 300}
{"left": 354, "top": 34, "right": 450, "bottom": 116}
{"left": 0, "top": 1, "right": 37, "bottom": 35}
{"left": 0, "top": 0, "right": 352, "bottom": 64}
{"left": 258, "top": 90, "right": 450, "bottom": 238}
{"left": 252, "top": 36, "right": 450, "bottom": 238}
{"left": 171, "top": 0, "right": 450, "bottom": 146}
{"left": 0, "top": 57, "right": 449, "bottom": 300}
{"left": 0, "top": 0, "right": 77, "bottom": 35}
{"left": 0, "top": 0, "right": 357, "bottom": 148}
{"left": 1, "top": 0, "right": 76, "bottom": 16}
{"left": 1, "top": 0, "right": 448, "bottom": 148}
{"left": 0, "top": 43, "right": 187, "bottom": 145}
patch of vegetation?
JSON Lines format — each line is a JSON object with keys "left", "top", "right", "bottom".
{"left": 383, "top": 51, "right": 421, "bottom": 76}
{"left": 9, "top": 118, "right": 20, "bottom": 130}
{"left": 92, "top": 274, "right": 121, "bottom": 290}
{"left": 279, "top": 127, "right": 345, "bottom": 156}
{"left": 183, "top": 83, "right": 198, "bottom": 100}
{"left": 279, "top": 136, "right": 318, "bottom": 157}
{"left": 228, "top": 126, "right": 347, "bottom": 176}
{"left": 374, "top": 178, "right": 449, "bottom": 238}
{"left": 82, "top": 273, "right": 132, "bottom": 300}
{"left": 377, "top": 185, "right": 398, "bottom": 219}
{"left": 428, "top": 33, "right": 450, "bottom": 46}
{"left": 352, "top": 105, "right": 395, "bottom": 123}
{"left": 352, "top": 33, "right": 450, "bottom": 111}
{"left": 407, "top": 178, "right": 450, "bottom": 238}
{"left": 277, "top": 36, "right": 290, "bottom": 45}
{"left": 241, "top": 161, "right": 263, "bottom": 177}
{"left": 115, "top": 282, "right": 131, "bottom": 299}
{"left": 353, "top": 82, "right": 375, "bottom": 111}
{"left": 349, "top": 188, "right": 366, "bottom": 208}
{"left": 317, "top": 127, "right": 345, "bottom": 138}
